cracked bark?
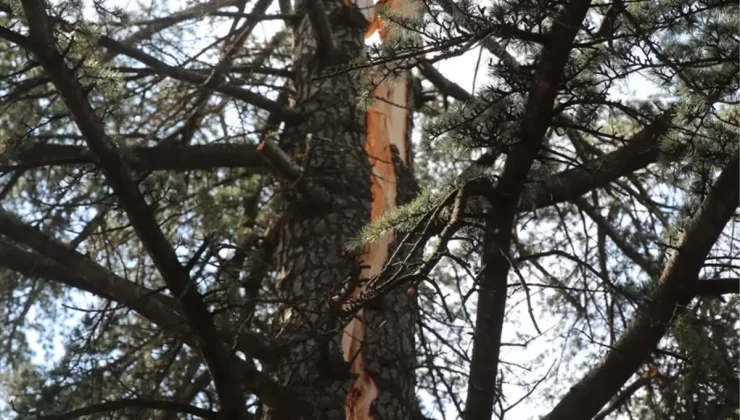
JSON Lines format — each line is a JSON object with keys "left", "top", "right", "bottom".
{"left": 267, "top": 1, "right": 416, "bottom": 418}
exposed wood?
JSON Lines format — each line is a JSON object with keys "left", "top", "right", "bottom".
{"left": 342, "top": 0, "right": 419, "bottom": 418}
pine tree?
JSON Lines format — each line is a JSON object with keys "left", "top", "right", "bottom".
{"left": 0, "top": 0, "right": 736, "bottom": 419}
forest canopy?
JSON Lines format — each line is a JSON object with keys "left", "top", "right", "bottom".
{"left": 0, "top": 0, "right": 737, "bottom": 419}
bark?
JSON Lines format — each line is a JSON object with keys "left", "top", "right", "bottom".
{"left": 342, "top": 2, "right": 420, "bottom": 418}
{"left": 267, "top": 2, "right": 416, "bottom": 419}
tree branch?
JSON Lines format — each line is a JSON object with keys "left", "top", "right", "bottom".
{"left": 0, "top": 24, "right": 38, "bottom": 50}
{"left": 114, "top": 0, "right": 241, "bottom": 52}
{"left": 418, "top": 62, "right": 471, "bottom": 102}
{"left": 695, "top": 277, "right": 739, "bottom": 297}
{"left": 592, "top": 373, "right": 653, "bottom": 420}
{"left": 435, "top": 0, "right": 542, "bottom": 67}
{"left": 256, "top": 139, "right": 302, "bottom": 180}
{"left": 32, "top": 398, "right": 222, "bottom": 420}
{"left": 97, "top": 35, "right": 301, "bottom": 122}
{"left": 542, "top": 151, "right": 739, "bottom": 420}
{"left": 417, "top": 50, "right": 678, "bottom": 215}
{"left": 574, "top": 197, "right": 660, "bottom": 277}
{"left": 4, "top": 143, "right": 267, "bottom": 172}
{"left": 20, "top": 1, "right": 246, "bottom": 415}
{"left": 0, "top": 7, "right": 300, "bottom": 122}
{"left": 305, "top": 0, "right": 335, "bottom": 61}
{"left": 8, "top": 115, "right": 677, "bottom": 220}
{"left": 0, "top": 211, "right": 277, "bottom": 360}
{"left": 521, "top": 109, "right": 676, "bottom": 210}
{"left": 0, "top": 239, "right": 110, "bottom": 299}
{"left": 465, "top": 0, "right": 594, "bottom": 418}
{"left": 0, "top": 209, "right": 297, "bottom": 412}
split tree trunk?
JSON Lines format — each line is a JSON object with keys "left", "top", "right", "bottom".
{"left": 266, "top": 1, "right": 417, "bottom": 419}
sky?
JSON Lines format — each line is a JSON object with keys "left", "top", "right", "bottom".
{"left": 13, "top": 0, "right": 666, "bottom": 418}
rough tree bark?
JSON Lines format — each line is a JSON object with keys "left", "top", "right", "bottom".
{"left": 267, "top": 1, "right": 417, "bottom": 419}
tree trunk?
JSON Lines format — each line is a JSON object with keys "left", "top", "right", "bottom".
{"left": 266, "top": 1, "right": 417, "bottom": 419}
